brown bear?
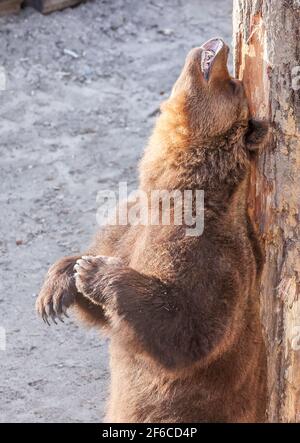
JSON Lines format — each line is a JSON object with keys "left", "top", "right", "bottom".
{"left": 36, "top": 38, "right": 268, "bottom": 423}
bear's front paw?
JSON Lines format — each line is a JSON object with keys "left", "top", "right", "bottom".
{"left": 74, "top": 255, "right": 122, "bottom": 302}
{"left": 36, "top": 256, "right": 79, "bottom": 325}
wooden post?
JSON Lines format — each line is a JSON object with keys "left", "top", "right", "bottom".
{"left": 25, "top": 0, "right": 83, "bottom": 14}
{"left": 233, "top": 0, "right": 300, "bottom": 422}
{"left": 0, "top": 0, "right": 23, "bottom": 15}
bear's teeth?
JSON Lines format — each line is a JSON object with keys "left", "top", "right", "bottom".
{"left": 201, "top": 50, "right": 215, "bottom": 74}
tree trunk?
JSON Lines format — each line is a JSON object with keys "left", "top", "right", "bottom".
{"left": 233, "top": 0, "right": 300, "bottom": 423}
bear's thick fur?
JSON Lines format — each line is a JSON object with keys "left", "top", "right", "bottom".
{"left": 37, "top": 38, "right": 268, "bottom": 422}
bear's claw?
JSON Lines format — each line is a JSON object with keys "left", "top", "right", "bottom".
{"left": 37, "top": 292, "right": 70, "bottom": 325}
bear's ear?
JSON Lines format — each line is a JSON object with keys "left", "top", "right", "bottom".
{"left": 245, "top": 119, "right": 269, "bottom": 151}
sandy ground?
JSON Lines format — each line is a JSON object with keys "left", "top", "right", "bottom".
{"left": 0, "top": 0, "right": 232, "bottom": 423}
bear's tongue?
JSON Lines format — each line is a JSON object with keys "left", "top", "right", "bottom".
{"left": 200, "top": 38, "right": 224, "bottom": 80}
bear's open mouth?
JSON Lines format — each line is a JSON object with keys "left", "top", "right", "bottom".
{"left": 200, "top": 38, "right": 224, "bottom": 81}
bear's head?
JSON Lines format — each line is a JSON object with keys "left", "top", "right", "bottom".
{"left": 161, "top": 38, "right": 268, "bottom": 152}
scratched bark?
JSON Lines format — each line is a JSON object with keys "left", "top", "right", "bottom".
{"left": 233, "top": 0, "right": 300, "bottom": 422}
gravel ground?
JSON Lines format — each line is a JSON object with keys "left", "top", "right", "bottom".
{"left": 0, "top": 0, "right": 232, "bottom": 423}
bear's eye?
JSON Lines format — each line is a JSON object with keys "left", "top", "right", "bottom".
{"left": 229, "top": 80, "right": 239, "bottom": 95}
